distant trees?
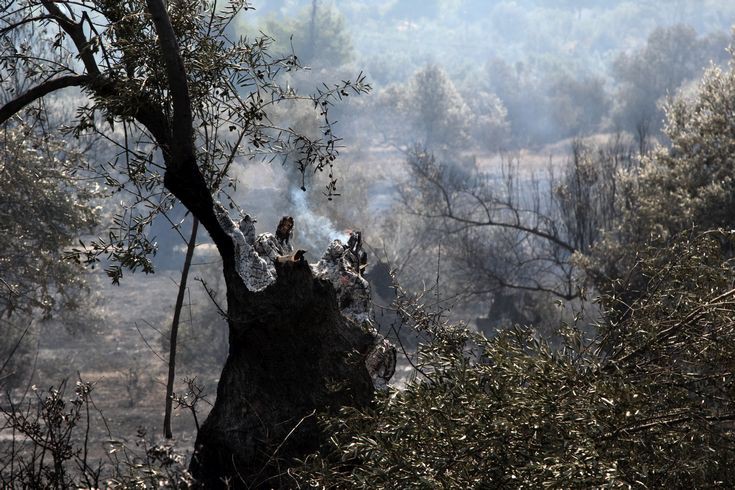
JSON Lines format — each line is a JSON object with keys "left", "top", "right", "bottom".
{"left": 393, "top": 30, "right": 735, "bottom": 332}
{"left": 546, "top": 73, "right": 609, "bottom": 139}
{"left": 372, "top": 64, "right": 509, "bottom": 152}
{"left": 611, "top": 24, "right": 729, "bottom": 136}
{"left": 484, "top": 58, "right": 610, "bottom": 146}
{"left": 258, "top": 1, "right": 354, "bottom": 68}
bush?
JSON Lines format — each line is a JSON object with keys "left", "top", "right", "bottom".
{"left": 0, "top": 379, "right": 193, "bottom": 488}
{"left": 295, "top": 231, "right": 735, "bottom": 488}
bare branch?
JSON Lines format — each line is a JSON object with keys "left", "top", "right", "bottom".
{"left": 0, "top": 74, "right": 89, "bottom": 125}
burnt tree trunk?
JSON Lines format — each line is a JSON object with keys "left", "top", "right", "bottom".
{"left": 189, "top": 259, "right": 376, "bottom": 488}
{"left": 0, "top": 2, "right": 380, "bottom": 486}
{"left": 145, "top": 3, "right": 379, "bottom": 485}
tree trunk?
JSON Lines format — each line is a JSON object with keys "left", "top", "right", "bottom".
{"left": 189, "top": 255, "right": 376, "bottom": 488}
{"left": 142, "top": 4, "right": 381, "bottom": 483}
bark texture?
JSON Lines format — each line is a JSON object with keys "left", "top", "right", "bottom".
{"left": 190, "top": 256, "right": 376, "bottom": 488}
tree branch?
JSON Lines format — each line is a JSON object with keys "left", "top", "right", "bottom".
{"left": 40, "top": 0, "right": 101, "bottom": 77}
{"left": 0, "top": 75, "right": 90, "bottom": 125}
{"left": 0, "top": 15, "right": 53, "bottom": 37}
{"left": 145, "top": 0, "right": 194, "bottom": 162}
{"left": 143, "top": 0, "right": 235, "bottom": 273}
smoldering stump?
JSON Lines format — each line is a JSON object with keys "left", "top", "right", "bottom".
{"left": 190, "top": 207, "right": 395, "bottom": 488}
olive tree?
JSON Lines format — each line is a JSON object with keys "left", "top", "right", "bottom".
{"left": 296, "top": 230, "right": 735, "bottom": 488}
{"left": 1, "top": 0, "right": 377, "bottom": 486}
{"left": 590, "top": 50, "right": 735, "bottom": 289}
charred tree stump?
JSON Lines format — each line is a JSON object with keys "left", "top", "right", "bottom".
{"left": 189, "top": 215, "right": 382, "bottom": 488}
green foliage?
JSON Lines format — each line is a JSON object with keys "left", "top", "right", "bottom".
{"left": 295, "top": 231, "right": 735, "bottom": 488}
{"left": 0, "top": 124, "right": 98, "bottom": 318}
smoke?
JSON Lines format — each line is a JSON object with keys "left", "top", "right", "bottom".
{"left": 289, "top": 188, "right": 350, "bottom": 254}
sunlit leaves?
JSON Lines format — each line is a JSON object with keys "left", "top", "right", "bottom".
{"left": 0, "top": 123, "right": 99, "bottom": 317}
{"left": 296, "top": 232, "right": 735, "bottom": 488}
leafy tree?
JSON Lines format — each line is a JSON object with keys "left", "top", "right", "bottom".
{"left": 0, "top": 123, "right": 99, "bottom": 390}
{"left": 611, "top": 24, "right": 729, "bottom": 135}
{"left": 409, "top": 65, "right": 472, "bottom": 151}
{"left": 0, "top": 123, "right": 98, "bottom": 319}
{"left": 1, "top": 0, "right": 377, "bottom": 486}
{"left": 635, "top": 60, "right": 735, "bottom": 234}
{"left": 296, "top": 230, "right": 735, "bottom": 488}
{"left": 0, "top": 13, "right": 100, "bottom": 392}
{"left": 590, "top": 49, "right": 735, "bottom": 289}
{"left": 385, "top": 64, "right": 472, "bottom": 151}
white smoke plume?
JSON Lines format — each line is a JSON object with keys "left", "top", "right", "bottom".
{"left": 289, "top": 188, "right": 350, "bottom": 254}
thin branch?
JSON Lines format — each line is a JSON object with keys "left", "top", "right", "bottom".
{"left": 196, "top": 277, "right": 228, "bottom": 319}
{"left": 0, "top": 321, "right": 31, "bottom": 377}
{"left": 133, "top": 322, "right": 166, "bottom": 363}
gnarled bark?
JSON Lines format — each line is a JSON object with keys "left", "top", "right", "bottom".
{"left": 190, "top": 248, "right": 377, "bottom": 488}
